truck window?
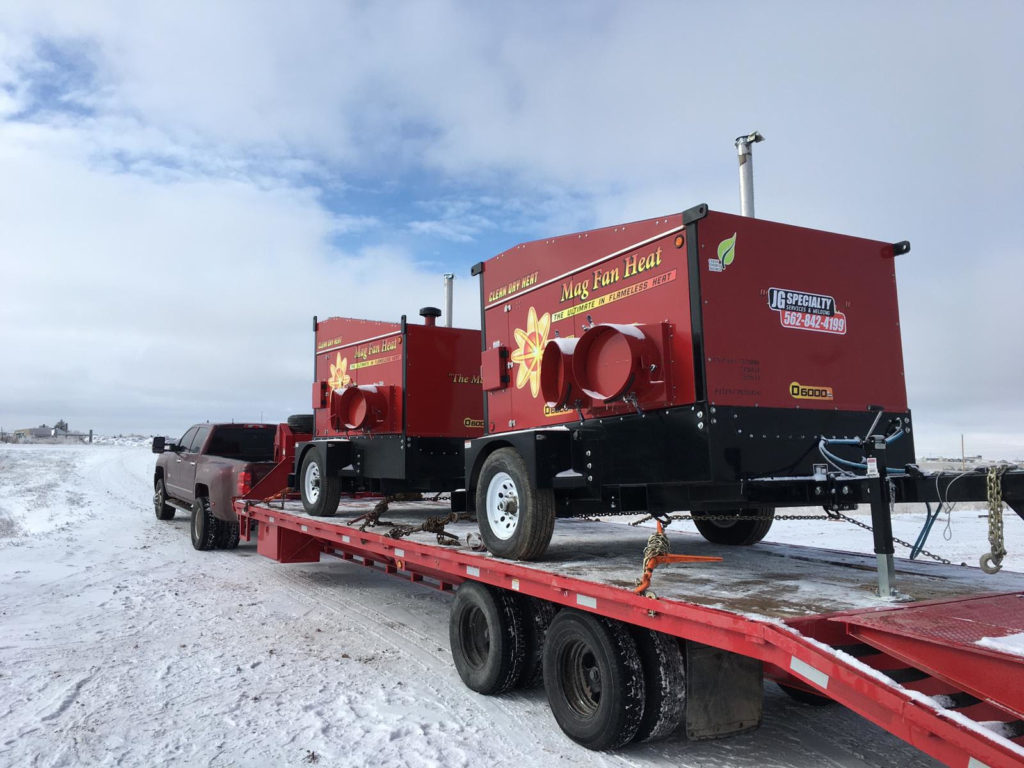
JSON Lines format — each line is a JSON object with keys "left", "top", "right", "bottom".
{"left": 189, "top": 425, "right": 212, "bottom": 454}
{"left": 178, "top": 426, "right": 198, "bottom": 452}
{"left": 206, "top": 426, "right": 275, "bottom": 461}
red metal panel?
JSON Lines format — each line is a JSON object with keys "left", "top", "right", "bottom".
{"left": 480, "top": 345, "right": 509, "bottom": 392}
{"left": 256, "top": 520, "right": 322, "bottom": 563}
{"left": 481, "top": 214, "right": 695, "bottom": 433}
{"left": 312, "top": 317, "right": 483, "bottom": 439}
{"left": 698, "top": 212, "right": 908, "bottom": 411}
{"left": 404, "top": 324, "right": 484, "bottom": 437}
{"left": 314, "top": 317, "right": 403, "bottom": 437}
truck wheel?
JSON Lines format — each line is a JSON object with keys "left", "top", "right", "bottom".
{"left": 191, "top": 496, "right": 220, "bottom": 551}
{"left": 543, "top": 610, "right": 645, "bottom": 750}
{"left": 449, "top": 581, "right": 525, "bottom": 695}
{"left": 476, "top": 448, "right": 555, "bottom": 560}
{"left": 691, "top": 507, "right": 775, "bottom": 546}
{"left": 518, "top": 595, "right": 558, "bottom": 689}
{"left": 216, "top": 519, "right": 240, "bottom": 550}
{"left": 300, "top": 450, "right": 340, "bottom": 517}
{"left": 629, "top": 628, "right": 686, "bottom": 742}
{"left": 287, "top": 413, "right": 314, "bottom": 433}
{"left": 154, "top": 478, "right": 175, "bottom": 520}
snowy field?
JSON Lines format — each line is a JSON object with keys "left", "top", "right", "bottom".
{"left": 2, "top": 444, "right": 1022, "bottom": 767}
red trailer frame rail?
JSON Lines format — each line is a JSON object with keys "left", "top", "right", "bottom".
{"left": 235, "top": 496, "right": 1024, "bottom": 767}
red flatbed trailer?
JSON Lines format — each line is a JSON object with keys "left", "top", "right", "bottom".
{"left": 234, "top": 493, "right": 1024, "bottom": 767}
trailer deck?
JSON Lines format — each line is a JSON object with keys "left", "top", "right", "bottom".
{"left": 234, "top": 495, "right": 1024, "bottom": 767}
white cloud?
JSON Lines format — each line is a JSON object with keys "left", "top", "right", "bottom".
{"left": 0, "top": 1, "right": 1021, "bottom": 455}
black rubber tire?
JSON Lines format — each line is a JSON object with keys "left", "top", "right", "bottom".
{"left": 629, "top": 627, "right": 687, "bottom": 742}
{"left": 476, "top": 448, "right": 555, "bottom": 560}
{"left": 691, "top": 507, "right": 775, "bottom": 546}
{"left": 543, "top": 610, "right": 645, "bottom": 750}
{"left": 299, "top": 449, "right": 341, "bottom": 517}
{"left": 154, "top": 478, "right": 175, "bottom": 520}
{"left": 518, "top": 595, "right": 558, "bottom": 689}
{"left": 777, "top": 682, "right": 833, "bottom": 706}
{"left": 287, "top": 413, "right": 314, "bottom": 433}
{"left": 190, "top": 496, "right": 220, "bottom": 551}
{"left": 449, "top": 581, "right": 525, "bottom": 695}
{"left": 215, "top": 518, "right": 240, "bottom": 550}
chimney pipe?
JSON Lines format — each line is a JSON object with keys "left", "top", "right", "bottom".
{"left": 735, "top": 130, "right": 764, "bottom": 217}
{"left": 419, "top": 306, "right": 442, "bottom": 327}
{"left": 443, "top": 273, "right": 454, "bottom": 328}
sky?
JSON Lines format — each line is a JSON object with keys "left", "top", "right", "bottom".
{"left": 0, "top": 1, "right": 1022, "bottom": 458}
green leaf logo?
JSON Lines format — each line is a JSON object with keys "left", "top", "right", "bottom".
{"left": 718, "top": 233, "right": 737, "bottom": 266}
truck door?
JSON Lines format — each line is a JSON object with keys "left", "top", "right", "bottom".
{"left": 177, "top": 425, "right": 211, "bottom": 504}
{"left": 166, "top": 426, "right": 198, "bottom": 499}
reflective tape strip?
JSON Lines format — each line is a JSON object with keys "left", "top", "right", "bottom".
{"left": 466, "top": 565, "right": 480, "bottom": 577}
{"left": 510, "top": 579, "right": 520, "bottom": 591}
{"left": 790, "top": 657, "right": 829, "bottom": 690}
{"left": 268, "top": 516, "right": 275, "bottom": 524}
{"left": 576, "top": 594, "right": 598, "bottom": 610}
{"left": 342, "top": 535, "right": 350, "bottom": 544}
{"left": 300, "top": 525, "right": 308, "bottom": 532}
{"left": 394, "top": 548, "right": 404, "bottom": 558}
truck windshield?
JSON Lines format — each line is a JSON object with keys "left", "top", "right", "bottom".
{"left": 206, "top": 426, "right": 275, "bottom": 461}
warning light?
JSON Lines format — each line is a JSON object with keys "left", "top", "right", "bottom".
{"left": 674, "top": 235, "right": 685, "bottom": 248}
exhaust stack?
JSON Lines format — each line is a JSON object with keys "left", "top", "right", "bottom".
{"left": 420, "top": 306, "right": 441, "bottom": 327}
{"left": 443, "top": 273, "right": 454, "bottom": 328}
{"left": 735, "top": 131, "right": 764, "bottom": 217}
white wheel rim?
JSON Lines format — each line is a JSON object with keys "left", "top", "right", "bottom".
{"left": 486, "top": 471, "right": 519, "bottom": 541}
{"left": 304, "top": 461, "right": 321, "bottom": 504}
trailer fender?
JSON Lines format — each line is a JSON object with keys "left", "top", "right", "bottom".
{"left": 466, "top": 430, "right": 573, "bottom": 510}
{"left": 292, "top": 440, "right": 354, "bottom": 487}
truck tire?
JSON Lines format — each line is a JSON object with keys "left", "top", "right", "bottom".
{"left": 543, "top": 610, "right": 645, "bottom": 750}
{"left": 300, "top": 450, "right": 341, "bottom": 517}
{"left": 629, "top": 628, "right": 686, "bottom": 742}
{"left": 154, "top": 478, "right": 175, "bottom": 520}
{"left": 476, "top": 448, "right": 555, "bottom": 560}
{"left": 691, "top": 507, "right": 775, "bottom": 546}
{"left": 449, "top": 581, "right": 525, "bottom": 695}
{"left": 191, "top": 496, "right": 220, "bottom": 551}
{"left": 287, "top": 413, "right": 314, "bottom": 433}
{"left": 216, "top": 519, "right": 240, "bottom": 550}
{"left": 518, "top": 595, "right": 558, "bottom": 689}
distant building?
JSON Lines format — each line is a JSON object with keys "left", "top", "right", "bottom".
{"left": 13, "top": 424, "right": 57, "bottom": 440}
{"left": 11, "top": 422, "right": 92, "bottom": 443}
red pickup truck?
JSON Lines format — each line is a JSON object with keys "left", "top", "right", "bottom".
{"left": 152, "top": 423, "right": 281, "bottom": 550}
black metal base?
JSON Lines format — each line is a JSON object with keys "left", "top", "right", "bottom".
{"left": 295, "top": 435, "right": 467, "bottom": 495}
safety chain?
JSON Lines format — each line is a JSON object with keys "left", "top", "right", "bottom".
{"left": 348, "top": 492, "right": 449, "bottom": 531}
{"left": 629, "top": 511, "right": 833, "bottom": 525}
{"left": 386, "top": 511, "right": 475, "bottom": 546}
{"left": 640, "top": 527, "right": 671, "bottom": 573}
{"left": 349, "top": 496, "right": 400, "bottom": 531}
{"left": 347, "top": 492, "right": 464, "bottom": 542}
{"left": 980, "top": 465, "right": 1009, "bottom": 574}
{"left": 830, "top": 510, "right": 952, "bottom": 566}
{"left": 630, "top": 509, "right": 954, "bottom": 565}
{"left": 635, "top": 525, "right": 671, "bottom": 597}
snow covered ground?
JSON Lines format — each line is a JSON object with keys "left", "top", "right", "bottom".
{"left": 2, "top": 443, "right": 1021, "bottom": 767}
